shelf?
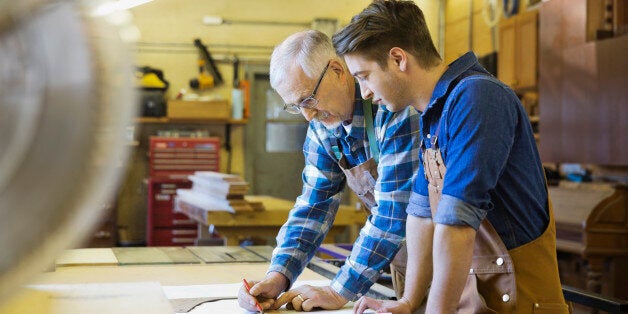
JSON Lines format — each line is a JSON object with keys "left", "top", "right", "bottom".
{"left": 136, "top": 117, "right": 248, "bottom": 125}
{"left": 529, "top": 115, "right": 540, "bottom": 123}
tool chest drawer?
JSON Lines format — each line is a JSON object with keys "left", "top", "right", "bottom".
{"left": 148, "top": 136, "right": 220, "bottom": 178}
{"left": 147, "top": 178, "right": 197, "bottom": 246}
{"left": 149, "top": 228, "right": 198, "bottom": 246}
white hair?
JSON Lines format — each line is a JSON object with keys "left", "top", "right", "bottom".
{"left": 270, "top": 30, "right": 338, "bottom": 89}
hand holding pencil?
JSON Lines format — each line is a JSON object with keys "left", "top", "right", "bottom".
{"left": 242, "top": 279, "right": 264, "bottom": 313}
{"left": 237, "top": 273, "right": 289, "bottom": 313}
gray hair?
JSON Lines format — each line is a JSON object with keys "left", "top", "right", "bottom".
{"left": 270, "top": 30, "right": 338, "bottom": 89}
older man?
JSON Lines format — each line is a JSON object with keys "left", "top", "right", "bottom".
{"left": 238, "top": 30, "right": 419, "bottom": 312}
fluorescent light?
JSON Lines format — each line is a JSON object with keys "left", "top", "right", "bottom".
{"left": 202, "top": 15, "right": 224, "bottom": 26}
{"left": 92, "top": 0, "right": 154, "bottom": 16}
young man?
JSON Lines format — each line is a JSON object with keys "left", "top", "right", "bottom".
{"left": 238, "top": 30, "right": 420, "bottom": 312}
{"left": 333, "top": 1, "right": 569, "bottom": 313}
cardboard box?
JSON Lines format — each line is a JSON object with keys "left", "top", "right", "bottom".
{"left": 167, "top": 100, "right": 229, "bottom": 119}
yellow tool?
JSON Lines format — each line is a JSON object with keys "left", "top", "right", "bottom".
{"left": 189, "top": 38, "right": 223, "bottom": 90}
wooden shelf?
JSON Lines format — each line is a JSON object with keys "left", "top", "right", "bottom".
{"left": 136, "top": 117, "right": 248, "bottom": 125}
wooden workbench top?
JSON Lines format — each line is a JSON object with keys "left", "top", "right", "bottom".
{"left": 177, "top": 195, "right": 368, "bottom": 227}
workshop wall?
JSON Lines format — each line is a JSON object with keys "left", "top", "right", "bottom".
{"left": 130, "top": 0, "right": 440, "bottom": 99}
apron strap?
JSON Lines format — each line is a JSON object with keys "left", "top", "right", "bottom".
{"left": 363, "top": 98, "right": 379, "bottom": 163}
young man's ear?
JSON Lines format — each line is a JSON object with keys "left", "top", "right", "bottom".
{"left": 329, "top": 59, "right": 344, "bottom": 77}
{"left": 389, "top": 47, "right": 407, "bottom": 71}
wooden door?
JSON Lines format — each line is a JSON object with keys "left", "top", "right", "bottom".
{"left": 516, "top": 10, "right": 539, "bottom": 91}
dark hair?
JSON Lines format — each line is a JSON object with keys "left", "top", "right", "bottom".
{"left": 333, "top": 0, "right": 441, "bottom": 69}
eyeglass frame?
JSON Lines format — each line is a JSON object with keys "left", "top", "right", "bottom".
{"left": 283, "top": 61, "right": 330, "bottom": 114}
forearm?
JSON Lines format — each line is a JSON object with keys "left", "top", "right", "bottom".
{"left": 332, "top": 218, "right": 405, "bottom": 301}
{"left": 427, "top": 224, "right": 476, "bottom": 313}
{"left": 401, "top": 215, "right": 434, "bottom": 310}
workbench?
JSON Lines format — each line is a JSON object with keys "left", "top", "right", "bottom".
{"left": 0, "top": 246, "right": 394, "bottom": 313}
{"left": 176, "top": 195, "right": 368, "bottom": 246}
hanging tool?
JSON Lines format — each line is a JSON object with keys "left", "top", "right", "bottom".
{"left": 231, "top": 55, "right": 244, "bottom": 119}
{"left": 189, "top": 38, "right": 224, "bottom": 90}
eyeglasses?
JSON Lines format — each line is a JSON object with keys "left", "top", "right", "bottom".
{"left": 283, "top": 61, "right": 330, "bottom": 114}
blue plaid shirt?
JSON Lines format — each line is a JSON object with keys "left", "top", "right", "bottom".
{"left": 269, "top": 86, "right": 420, "bottom": 301}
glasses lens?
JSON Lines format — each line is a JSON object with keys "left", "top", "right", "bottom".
{"left": 300, "top": 97, "right": 318, "bottom": 109}
{"left": 284, "top": 104, "right": 301, "bottom": 114}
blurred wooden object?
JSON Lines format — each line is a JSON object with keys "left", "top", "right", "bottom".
{"left": 551, "top": 183, "right": 628, "bottom": 301}
{"left": 498, "top": 9, "right": 538, "bottom": 92}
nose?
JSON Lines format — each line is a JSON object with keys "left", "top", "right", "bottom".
{"left": 301, "top": 107, "right": 317, "bottom": 121}
{"left": 359, "top": 83, "right": 373, "bottom": 100}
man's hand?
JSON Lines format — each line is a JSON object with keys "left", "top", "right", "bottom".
{"left": 273, "top": 284, "right": 348, "bottom": 311}
{"left": 238, "top": 272, "right": 289, "bottom": 312}
{"left": 353, "top": 296, "right": 413, "bottom": 314}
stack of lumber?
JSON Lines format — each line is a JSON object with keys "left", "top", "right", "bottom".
{"left": 176, "top": 171, "right": 263, "bottom": 213}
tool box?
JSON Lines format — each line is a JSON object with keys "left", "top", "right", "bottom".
{"left": 146, "top": 137, "right": 221, "bottom": 246}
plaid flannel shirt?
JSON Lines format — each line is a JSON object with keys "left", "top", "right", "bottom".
{"left": 268, "top": 87, "right": 420, "bottom": 301}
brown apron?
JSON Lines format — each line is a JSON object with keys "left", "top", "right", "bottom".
{"left": 335, "top": 154, "right": 408, "bottom": 299}
{"left": 423, "top": 138, "right": 569, "bottom": 313}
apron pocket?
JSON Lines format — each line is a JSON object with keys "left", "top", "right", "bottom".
{"left": 459, "top": 274, "right": 498, "bottom": 314}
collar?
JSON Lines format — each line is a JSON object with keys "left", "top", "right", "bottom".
{"left": 426, "top": 51, "right": 483, "bottom": 111}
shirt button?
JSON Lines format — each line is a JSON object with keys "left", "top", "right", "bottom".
{"left": 502, "top": 294, "right": 510, "bottom": 302}
{"left": 427, "top": 134, "right": 431, "bottom": 138}
{"left": 496, "top": 257, "right": 504, "bottom": 266}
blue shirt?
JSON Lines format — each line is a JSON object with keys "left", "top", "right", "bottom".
{"left": 269, "top": 85, "right": 420, "bottom": 301}
{"left": 407, "top": 52, "right": 548, "bottom": 249}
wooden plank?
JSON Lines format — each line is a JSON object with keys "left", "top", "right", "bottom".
{"left": 242, "top": 245, "right": 274, "bottom": 261}
{"left": 113, "top": 247, "right": 177, "bottom": 265}
{"left": 179, "top": 195, "right": 365, "bottom": 227}
{"left": 159, "top": 247, "right": 203, "bottom": 264}
{"left": 55, "top": 248, "right": 118, "bottom": 267}
{"left": 187, "top": 246, "right": 266, "bottom": 263}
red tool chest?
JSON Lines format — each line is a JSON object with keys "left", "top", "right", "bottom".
{"left": 148, "top": 136, "right": 220, "bottom": 178}
{"left": 146, "top": 137, "right": 220, "bottom": 246}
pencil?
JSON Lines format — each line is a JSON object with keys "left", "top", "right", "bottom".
{"left": 242, "top": 278, "right": 264, "bottom": 313}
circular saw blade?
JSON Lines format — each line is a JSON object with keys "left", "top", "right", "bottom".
{"left": 0, "top": 0, "right": 136, "bottom": 302}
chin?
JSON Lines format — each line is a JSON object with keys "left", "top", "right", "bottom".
{"left": 384, "top": 102, "right": 404, "bottom": 112}
{"left": 315, "top": 112, "right": 343, "bottom": 129}
{"left": 322, "top": 120, "right": 342, "bottom": 130}
{"left": 321, "top": 116, "right": 342, "bottom": 129}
